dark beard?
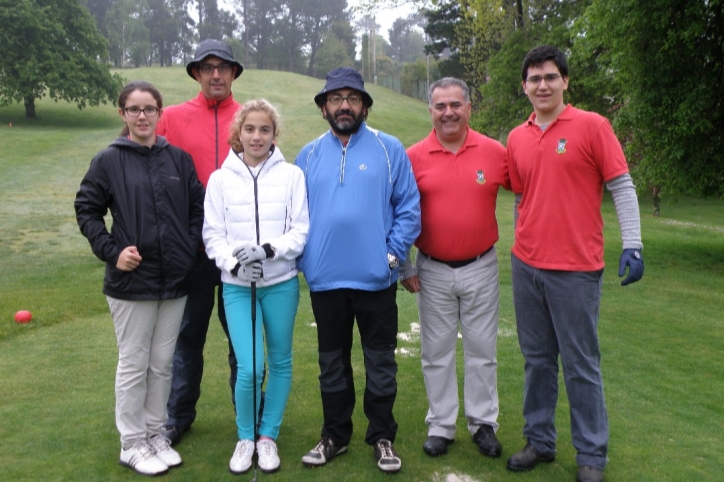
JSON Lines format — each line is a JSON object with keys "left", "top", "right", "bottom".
{"left": 325, "top": 108, "right": 364, "bottom": 137}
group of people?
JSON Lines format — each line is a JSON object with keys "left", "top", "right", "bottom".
{"left": 74, "top": 39, "right": 644, "bottom": 482}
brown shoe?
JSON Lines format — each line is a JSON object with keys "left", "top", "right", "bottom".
{"left": 506, "top": 442, "right": 555, "bottom": 472}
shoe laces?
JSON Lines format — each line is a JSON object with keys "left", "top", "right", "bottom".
{"left": 376, "top": 439, "right": 394, "bottom": 459}
{"left": 313, "top": 437, "right": 330, "bottom": 453}
{"left": 235, "top": 440, "right": 255, "bottom": 457}
{"left": 131, "top": 440, "right": 155, "bottom": 460}
{"left": 258, "top": 439, "right": 277, "bottom": 457}
{"left": 149, "top": 435, "right": 171, "bottom": 453}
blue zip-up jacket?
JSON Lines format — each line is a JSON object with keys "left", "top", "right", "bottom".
{"left": 295, "top": 122, "right": 421, "bottom": 291}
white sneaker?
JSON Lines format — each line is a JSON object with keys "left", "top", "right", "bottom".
{"left": 257, "top": 438, "right": 280, "bottom": 473}
{"left": 119, "top": 440, "right": 169, "bottom": 476}
{"left": 149, "top": 433, "right": 182, "bottom": 467}
{"left": 229, "top": 439, "right": 255, "bottom": 474}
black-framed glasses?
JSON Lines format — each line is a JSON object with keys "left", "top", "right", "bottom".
{"left": 327, "top": 94, "right": 363, "bottom": 106}
{"left": 199, "top": 63, "right": 233, "bottom": 75}
{"left": 525, "top": 73, "right": 562, "bottom": 85}
{"left": 124, "top": 106, "right": 159, "bottom": 117}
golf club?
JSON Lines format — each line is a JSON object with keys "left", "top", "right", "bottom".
{"left": 250, "top": 280, "right": 258, "bottom": 482}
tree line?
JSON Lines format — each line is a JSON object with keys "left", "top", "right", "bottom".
{"left": 2, "top": 0, "right": 721, "bottom": 201}
{"left": 417, "top": 0, "right": 724, "bottom": 203}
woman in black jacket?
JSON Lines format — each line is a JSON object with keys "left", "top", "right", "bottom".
{"left": 75, "top": 81, "right": 205, "bottom": 477}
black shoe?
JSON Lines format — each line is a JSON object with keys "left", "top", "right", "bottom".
{"left": 506, "top": 442, "right": 555, "bottom": 472}
{"left": 422, "top": 436, "right": 453, "bottom": 457}
{"left": 374, "top": 439, "right": 401, "bottom": 473}
{"left": 301, "top": 436, "right": 348, "bottom": 467}
{"left": 160, "top": 425, "right": 188, "bottom": 446}
{"left": 576, "top": 466, "right": 604, "bottom": 482}
{"left": 472, "top": 424, "right": 502, "bottom": 458}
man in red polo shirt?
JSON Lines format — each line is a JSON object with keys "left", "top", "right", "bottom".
{"left": 156, "top": 39, "right": 243, "bottom": 445}
{"left": 505, "top": 45, "right": 644, "bottom": 482}
{"left": 401, "top": 77, "right": 510, "bottom": 459}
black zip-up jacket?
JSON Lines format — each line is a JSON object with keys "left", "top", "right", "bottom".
{"left": 75, "top": 136, "right": 205, "bottom": 300}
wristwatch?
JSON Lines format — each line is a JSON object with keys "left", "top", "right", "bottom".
{"left": 387, "top": 253, "right": 399, "bottom": 269}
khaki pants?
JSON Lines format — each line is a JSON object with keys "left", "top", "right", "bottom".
{"left": 416, "top": 247, "right": 500, "bottom": 439}
{"left": 106, "top": 296, "right": 187, "bottom": 448}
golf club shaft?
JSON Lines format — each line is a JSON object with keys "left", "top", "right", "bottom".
{"left": 251, "top": 281, "right": 258, "bottom": 481}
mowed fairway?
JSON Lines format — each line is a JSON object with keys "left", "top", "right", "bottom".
{"left": 1, "top": 68, "right": 723, "bottom": 481}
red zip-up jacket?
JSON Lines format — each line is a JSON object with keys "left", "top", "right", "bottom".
{"left": 156, "top": 92, "right": 242, "bottom": 187}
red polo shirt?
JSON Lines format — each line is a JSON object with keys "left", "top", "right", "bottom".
{"left": 507, "top": 105, "right": 629, "bottom": 271}
{"left": 407, "top": 127, "right": 510, "bottom": 261}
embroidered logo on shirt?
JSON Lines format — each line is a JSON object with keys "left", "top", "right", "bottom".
{"left": 476, "top": 170, "right": 486, "bottom": 184}
{"left": 359, "top": 164, "right": 367, "bottom": 170}
{"left": 556, "top": 139, "right": 567, "bottom": 154}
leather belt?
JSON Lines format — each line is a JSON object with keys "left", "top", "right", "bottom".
{"left": 420, "top": 246, "right": 493, "bottom": 269}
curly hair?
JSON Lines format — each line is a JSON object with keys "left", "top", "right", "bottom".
{"left": 228, "top": 99, "right": 282, "bottom": 153}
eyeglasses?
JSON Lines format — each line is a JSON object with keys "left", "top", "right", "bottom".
{"left": 327, "top": 94, "right": 363, "bottom": 106}
{"left": 124, "top": 106, "right": 159, "bottom": 117}
{"left": 525, "top": 74, "right": 562, "bottom": 85}
{"left": 199, "top": 63, "right": 233, "bottom": 75}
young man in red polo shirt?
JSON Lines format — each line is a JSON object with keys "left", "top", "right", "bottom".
{"left": 506, "top": 45, "right": 644, "bottom": 482}
{"left": 401, "top": 77, "right": 510, "bottom": 460}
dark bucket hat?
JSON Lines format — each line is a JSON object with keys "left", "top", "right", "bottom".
{"left": 186, "top": 39, "right": 243, "bottom": 80}
{"left": 314, "top": 67, "right": 373, "bottom": 107}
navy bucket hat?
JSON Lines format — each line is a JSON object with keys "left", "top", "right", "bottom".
{"left": 186, "top": 39, "right": 244, "bottom": 80}
{"left": 314, "top": 67, "right": 373, "bottom": 108}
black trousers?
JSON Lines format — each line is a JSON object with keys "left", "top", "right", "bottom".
{"left": 166, "top": 251, "right": 236, "bottom": 429}
{"left": 310, "top": 284, "right": 399, "bottom": 446}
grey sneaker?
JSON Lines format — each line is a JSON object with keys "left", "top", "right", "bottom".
{"left": 301, "top": 437, "right": 348, "bottom": 467}
{"left": 374, "top": 439, "right": 401, "bottom": 473}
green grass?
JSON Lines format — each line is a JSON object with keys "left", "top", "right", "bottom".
{"left": 1, "top": 68, "right": 723, "bottom": 481}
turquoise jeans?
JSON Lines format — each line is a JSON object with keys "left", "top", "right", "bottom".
{"left": 224, "top": 277, "right": 299, "bottom": 440}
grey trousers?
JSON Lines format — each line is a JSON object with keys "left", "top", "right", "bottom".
{"left": 107, "top": 296, "right": 187, "bottom": 449}
{"left": 511, "top": 254, "right": 607, "bottom": 470}
{"left": 416, "top": 247, "right": 500, "bottom": 439}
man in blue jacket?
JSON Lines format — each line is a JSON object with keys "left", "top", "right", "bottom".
{"left": 295, "top": 67, "right": 421, "bottom": 474}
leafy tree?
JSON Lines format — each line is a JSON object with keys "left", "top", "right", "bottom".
{"left": 401, "top": 57, "right": 440, "bottom": 100}
{"left": 387, "top": 16, "right": 426, "bottom": 63}
{"left": 105, "top": 0, "right": 152, "bottom": 67}
{"left": 473, "top": 0, "right": 593, "bottom": 139}
{"left": 330, "top": 20, "right": 358, "bottom": 62}
{"left": 146, "top": 0, "right": 195, "bottom": 66}
{"left": 197, "top": 0, "right": 237, "bottom": 41}
{"left": 580, "top": 0, "right": 724, "bottom": 200}
{"left": 423, "top": 0, "right": 465, "bottom": 78}
{"left": 316, "top": 33, "right": 355, "bottom": 77}
{"left": 0, "top": 0, "right": 124, "bottom": 118}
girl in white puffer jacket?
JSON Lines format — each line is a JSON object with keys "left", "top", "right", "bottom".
{"left": 203, "top": 99, "right": 309, "bottom": 474}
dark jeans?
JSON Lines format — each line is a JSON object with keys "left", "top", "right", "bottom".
{"left": 310, "top": 284, "right": 399, "bottom": 446}
{"left": 511, "top": 254, "right": 607, "bottom": 470}
{"left": 166, "top": 251, "right": 236, "bottom": 429}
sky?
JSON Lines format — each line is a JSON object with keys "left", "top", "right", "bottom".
{"left": 347, "top": 0, "right": 418, "bottom": 40}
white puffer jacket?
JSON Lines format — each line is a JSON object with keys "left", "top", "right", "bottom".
{"left": 203, "top": 146, "right": 309, "bottom": 287}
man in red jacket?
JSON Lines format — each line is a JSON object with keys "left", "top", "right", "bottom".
{"left": 156, "top": 39, "right": 243, "bottom": 445}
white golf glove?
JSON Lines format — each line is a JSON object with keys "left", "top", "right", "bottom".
{"left": 232, "top": 244, "right": 267, "bottom": 265}
{"left": 236, "top": 261, "right": 262, "bottom": 282}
